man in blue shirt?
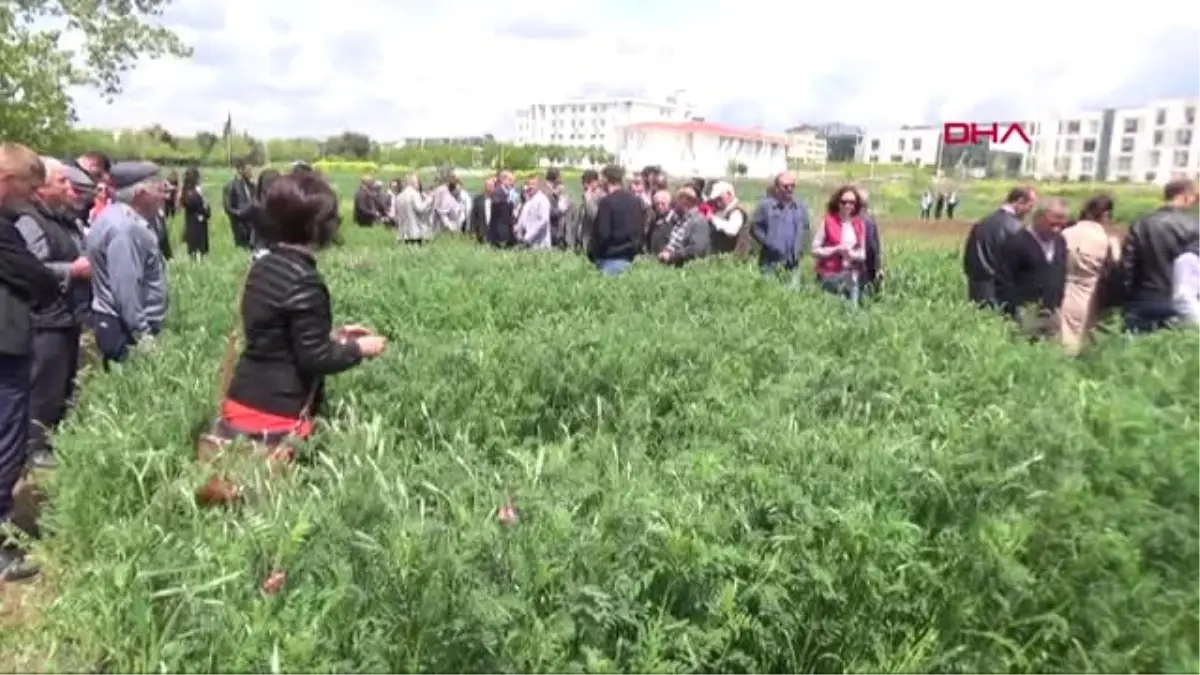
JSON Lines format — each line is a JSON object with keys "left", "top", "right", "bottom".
{"left": 750, "top": 171, "right": 810, "bottom": 287}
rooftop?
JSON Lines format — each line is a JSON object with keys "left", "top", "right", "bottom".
{"left": 623, "top": 121, "right": 788, "bottom": 144}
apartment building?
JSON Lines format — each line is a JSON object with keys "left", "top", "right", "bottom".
{"left": 856, "top": 126, "right": 943, "bottom": 167}
{"left": 615, "top": 121, "right": 789, "bottom": 179}
{"left": 785, "top": 126, "right": 828, "bottom": 164}
{"left": 1027, "top": 97, "right": 1198, "bottom": 184}
{"left": 514, "top": 90, "right": 697, "bottom": 152}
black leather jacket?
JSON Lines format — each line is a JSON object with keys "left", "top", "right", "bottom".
{"left": 1121, "top": 206, "right": 1200, "bottom": 306}
{"left": 0, "top": 209, "right": 59, "bottom": 355}
{"left": 963, "top": 207, "right": 1023, "bottom": 281}
{"left": 226, "top": 246, "right": 362, "bottom": 419}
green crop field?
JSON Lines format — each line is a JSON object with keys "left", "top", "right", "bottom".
{"left": 1, "top": 193, "right": 1196, "bottom": 673}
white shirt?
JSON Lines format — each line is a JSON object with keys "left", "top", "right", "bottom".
{"left": 1172, "top": 251, "right": 1200, "bottom": 327}
{"left": 711, "top": 208, "right": 745, "bottom": 236}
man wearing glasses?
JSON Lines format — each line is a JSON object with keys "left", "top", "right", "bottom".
{"left": 750, "top": 171, "right": 811, "bottom": 287}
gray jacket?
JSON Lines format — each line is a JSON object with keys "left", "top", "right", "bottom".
{"left": 393, "top": 187, "right": 435, "bottom": 241}
{"left": 431, "top": 185, "right": 463, "bottom": 232}
{"left": 669, "top": 208, "right": 712, "bottom": 264}
{"left": 12, "top": 201, "right": 89, "bottom": 330}
{"left": 86, "top": 202, "right": 168, "bottom": 338}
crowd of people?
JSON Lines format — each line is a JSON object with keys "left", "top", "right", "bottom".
{"left": 962, "top": 179, "right": 1200, "bottom": 352}
{"left": 1, "top": 139, "right": 1197, "bottom": 582}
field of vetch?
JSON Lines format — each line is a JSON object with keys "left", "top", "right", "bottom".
{"left": 8, "top": 223, "right": 1199, "bottom": 673}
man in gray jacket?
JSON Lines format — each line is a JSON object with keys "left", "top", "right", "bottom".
{"left": 751, "top": 171, "right": 810, "bottom": 286}
{"left": 658, "top": 187, "right": 711, "bottom": 266}
{"left": 393, "top": 173, "right": 435, "bottom": 244}
{"left": 86, "top": 173, "right": 168, "bottom": 364}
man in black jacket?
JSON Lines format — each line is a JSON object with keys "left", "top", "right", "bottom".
{"left": 469, "top": 177, "right": 495, "bottom": 243}
{"left": 486, "top": 171, "right": 517, "bottom": 248}
{"left": 963, "top": 186, "right": 1037, "bottom": 308}
{"left": 995, "top": 198, "right": 1069, "bottom": 339}
{"left": 223, "top": 161, "right": 256, "bottom": 248}
{"left": 587, "top": 164, "right": 642, "bottom": 275}
{"left": 0, "top": 143, "right": 60, "bottom": 581}
{"left": 1121, "top": 178, "right": 1200, "bottom": 332}
{"left": 352, "top": 174, "right": 380, "bottom": 227}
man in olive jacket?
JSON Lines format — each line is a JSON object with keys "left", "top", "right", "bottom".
{"left": 0, "top": 144, "right": 61, "bottom": 581}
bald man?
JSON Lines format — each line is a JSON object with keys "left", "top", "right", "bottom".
{"left": 995, "top": 197, "right": 1068, "bottom": 339}
{"left": 750, "top": 171, "right": 810, "bottom": 284}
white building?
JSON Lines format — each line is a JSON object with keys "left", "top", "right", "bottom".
{"left": 615, "top": 121, "right": 789, "bottom": 179}
{"left": 785, "top": 127, "right": 828, "bottom": 164}
{"left": 1025, "top": 97, "right": 1198, "bottom": 184}
{"left": 856, "top": 126, "right": 943, "bottom": 167}
{"left": 513, "top": 90, "right": 697, "bottom": 152}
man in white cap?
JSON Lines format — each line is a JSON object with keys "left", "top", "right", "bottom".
{"left": 706, "top": 181, "right": 750, "bottom": 256}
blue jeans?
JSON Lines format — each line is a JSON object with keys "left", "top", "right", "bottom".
{"left": 760, "top": 261, "right": 801, "bottom": 288}
{"left": 819, "top": 272, "right": 861, "bottom": 307}
{"left": 0, "top": 353, "right": 32, "bottom": 522}
{"left": 1124, "top": 302, "right": 1178, "bottom": 333}
{"left": 596, "top": 259, "right": 632, "bottom": 276}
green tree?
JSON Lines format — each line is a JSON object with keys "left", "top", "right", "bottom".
{"left": 1, "top": 0, "right": 191, "bottom": 150}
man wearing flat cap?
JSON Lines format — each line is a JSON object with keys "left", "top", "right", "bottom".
{"left": 85, "top": 163, "right": 169, "bottom": 364}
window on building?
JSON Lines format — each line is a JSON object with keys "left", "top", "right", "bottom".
{"left": 1149, "top": 150, "right": 1161, "bottom": 166}
{"left": 889, "top": 154, "right": 903, "bottom": 163}
{"left": 898, "top": 138, "right": 906, "bottom": 151}
{"left": 1067, "top": 120, "right": 1081, "bottom": 134}
{"left": 1054, "top": 157, "right": 1070, "bottom": 173}
{"left": 869, "top": 155, "right": 879, "bottom": 163}
{"left": 1176, "top": 129, "right": 1193, "bottom": 146}
{"left": 1123, "top": 118, "right": 1140, "bottom": 134}
{"left": 912, "top": 138, "right": 923, "bottom": 151}
{"left": 1145, "top": 172, "right": 1157, "bottom": 183}
{"left": 1156, "top": 109, "right": 1167, "bottom": 125}
{"left": 1174, "top": 150, "right": 1190, "bottom": 168}
{"left": 1187, "top": 106, "right": 1196, "bottom": 125}
{"left": 1087, "top": 120, "right": 1100, "bottom": 135}
{"left": 1117, "top": 156, "right": 1133, "bottom": 171}
{"left": 1120, "top": 137, "right": 1135, "bottom": 152}
{"left": 1080, "top": 156, "right": 1095, "bottom": 173}
{"left": 870, "top": 139, "right": 880, "bottom": 151}
{"left": 1082, "top": 138, "right": 1097, "bottom": 153}
{"left": 1064, "top": 139, "right": 1077, "bottom": 153}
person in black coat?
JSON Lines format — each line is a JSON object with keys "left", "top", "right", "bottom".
{"left": 223, "top": 161, "right": 256, "bottom": 249}
{"left": 180, "top": 167, "right": 211, "bottom": 257}
{"left": 0, "top": 145, "right": 61, "bottom": 581}
{"left": 588, "top": 165, "right": 642, "bottom": 275}
{"left": 963, "top": 186, "right": 1037, "bottom": 308}
{"left": 995, "top": 198, "right": 1069, "bottom": 339}
{"left": 470, "top": 177, "right": 495, "bottom": 244}
{"left": 486, "top": 172, "right": 516, "bottom": 248}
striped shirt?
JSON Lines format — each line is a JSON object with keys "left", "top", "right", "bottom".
{"left": 85, "top": 202, "right": 168, "bottom": 336}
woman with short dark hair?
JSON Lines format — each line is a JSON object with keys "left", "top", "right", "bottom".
{"left": 812, "top": 185, "right": 868, "bottom": 304}
{"left": 205, "top": 172, "right": 387, "bottom": 455}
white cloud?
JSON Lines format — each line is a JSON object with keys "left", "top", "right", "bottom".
{"left": 72, "top": 0, "right": 1200, "bottom": 139}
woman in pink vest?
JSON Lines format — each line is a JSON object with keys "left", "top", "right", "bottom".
{"left": 812, "top": 185, "right": 868, "bottom": 305}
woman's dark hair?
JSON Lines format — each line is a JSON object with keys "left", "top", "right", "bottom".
{"left": 1079, "top": 192, "right": 1115, "bottom": 222}
{"left": 261, "top": 172, "right": 340, "bottom": 248}
{"left": 827, "top": 185, "right": 864, "bottom": 216}
{"left": 181, "top": 166, "right": 201, "bottom": 193}
{"left": 256, "top": 168, "right": 281, "bottom": 199}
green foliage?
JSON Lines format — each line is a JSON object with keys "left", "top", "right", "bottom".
{"left": 0, "top": 0, "right": 190, "bottom": 149}
{"left": 16, "top": 218, "right": 1199, "bottom": 672}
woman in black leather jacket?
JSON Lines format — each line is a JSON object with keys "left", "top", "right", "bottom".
{"left": 210, "top": 171, "right": 387, "bottom": 447}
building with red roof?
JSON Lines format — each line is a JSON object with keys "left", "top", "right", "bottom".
{"left": 616, "top": 120, "right": 790, "bottom": 179}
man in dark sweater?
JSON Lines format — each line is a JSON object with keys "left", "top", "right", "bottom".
{"left": 963, "top": 186, "right": 1037, "bottom": 308}
{"left": 587, "top": 164, "right": 642, "bottom": 275}
{"left": 1121, "top": 178, "right": 1200, "bottom": 332}
{"left": 996, "top": 198, "right": 1068, "bottom": 339}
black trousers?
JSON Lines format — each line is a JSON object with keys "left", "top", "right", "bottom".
{"left": 230, "top": 219, "right": 252, "bottom": 249}
{"left": 0, "top": 353, "right": 31, "bottom": 523}
{"left": 968, "top": 278, "right": 999, "bottom": 309}
{"left": 30, "top": 327, "right": 81, "bottom": 455}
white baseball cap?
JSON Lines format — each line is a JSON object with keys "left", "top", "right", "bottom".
{"left": 707, "top": 180, "right": 734, "bottom": 200}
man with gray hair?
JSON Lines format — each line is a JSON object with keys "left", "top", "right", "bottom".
{"left": 86, "top": 168, "right": 169, "bottom": 364}
{"left": 995, "top": 197, "right": 1068, "bottom": 339}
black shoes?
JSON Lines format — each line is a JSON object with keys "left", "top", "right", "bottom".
{"left": 0, "top": 545, "right": 39, "bottom": 582}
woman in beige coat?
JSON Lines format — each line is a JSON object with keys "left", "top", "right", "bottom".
{"left": 1059, "top": 194, "right": 1122, "bottom": 355}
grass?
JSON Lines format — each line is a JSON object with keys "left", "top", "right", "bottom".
{"left": 0, "top": 196, "right": 1196, "bottom": 673}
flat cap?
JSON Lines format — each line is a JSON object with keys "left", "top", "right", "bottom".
{"left": 108, "top": 160, "right": 161, "bottom": 189}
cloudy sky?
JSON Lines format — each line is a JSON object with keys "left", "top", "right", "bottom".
{"left": 72, "top": 0, "right": 1199, "bottom": 140}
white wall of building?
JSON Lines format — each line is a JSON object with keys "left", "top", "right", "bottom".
{"left": 856, "top": 127, "right": 942, "bottom": 167}
{"left": 514, "top": 90, "right": 697, "bottom": 152}
{"left": 786, "top": 129, "right": 827, "bottom": 164}
{"left": 615, "top": 121, "right": 789, "bottom": 179}
{"left": 1026, "top": 98, "right": 1198, "bottom": 184}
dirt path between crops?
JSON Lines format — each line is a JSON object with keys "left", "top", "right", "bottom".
{"left": 884, "top": 217, "right": 1127, "bottom": 244}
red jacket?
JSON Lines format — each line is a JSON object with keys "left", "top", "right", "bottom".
{"left": 814, "top": 214, "right": 866, "bottom": 277}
